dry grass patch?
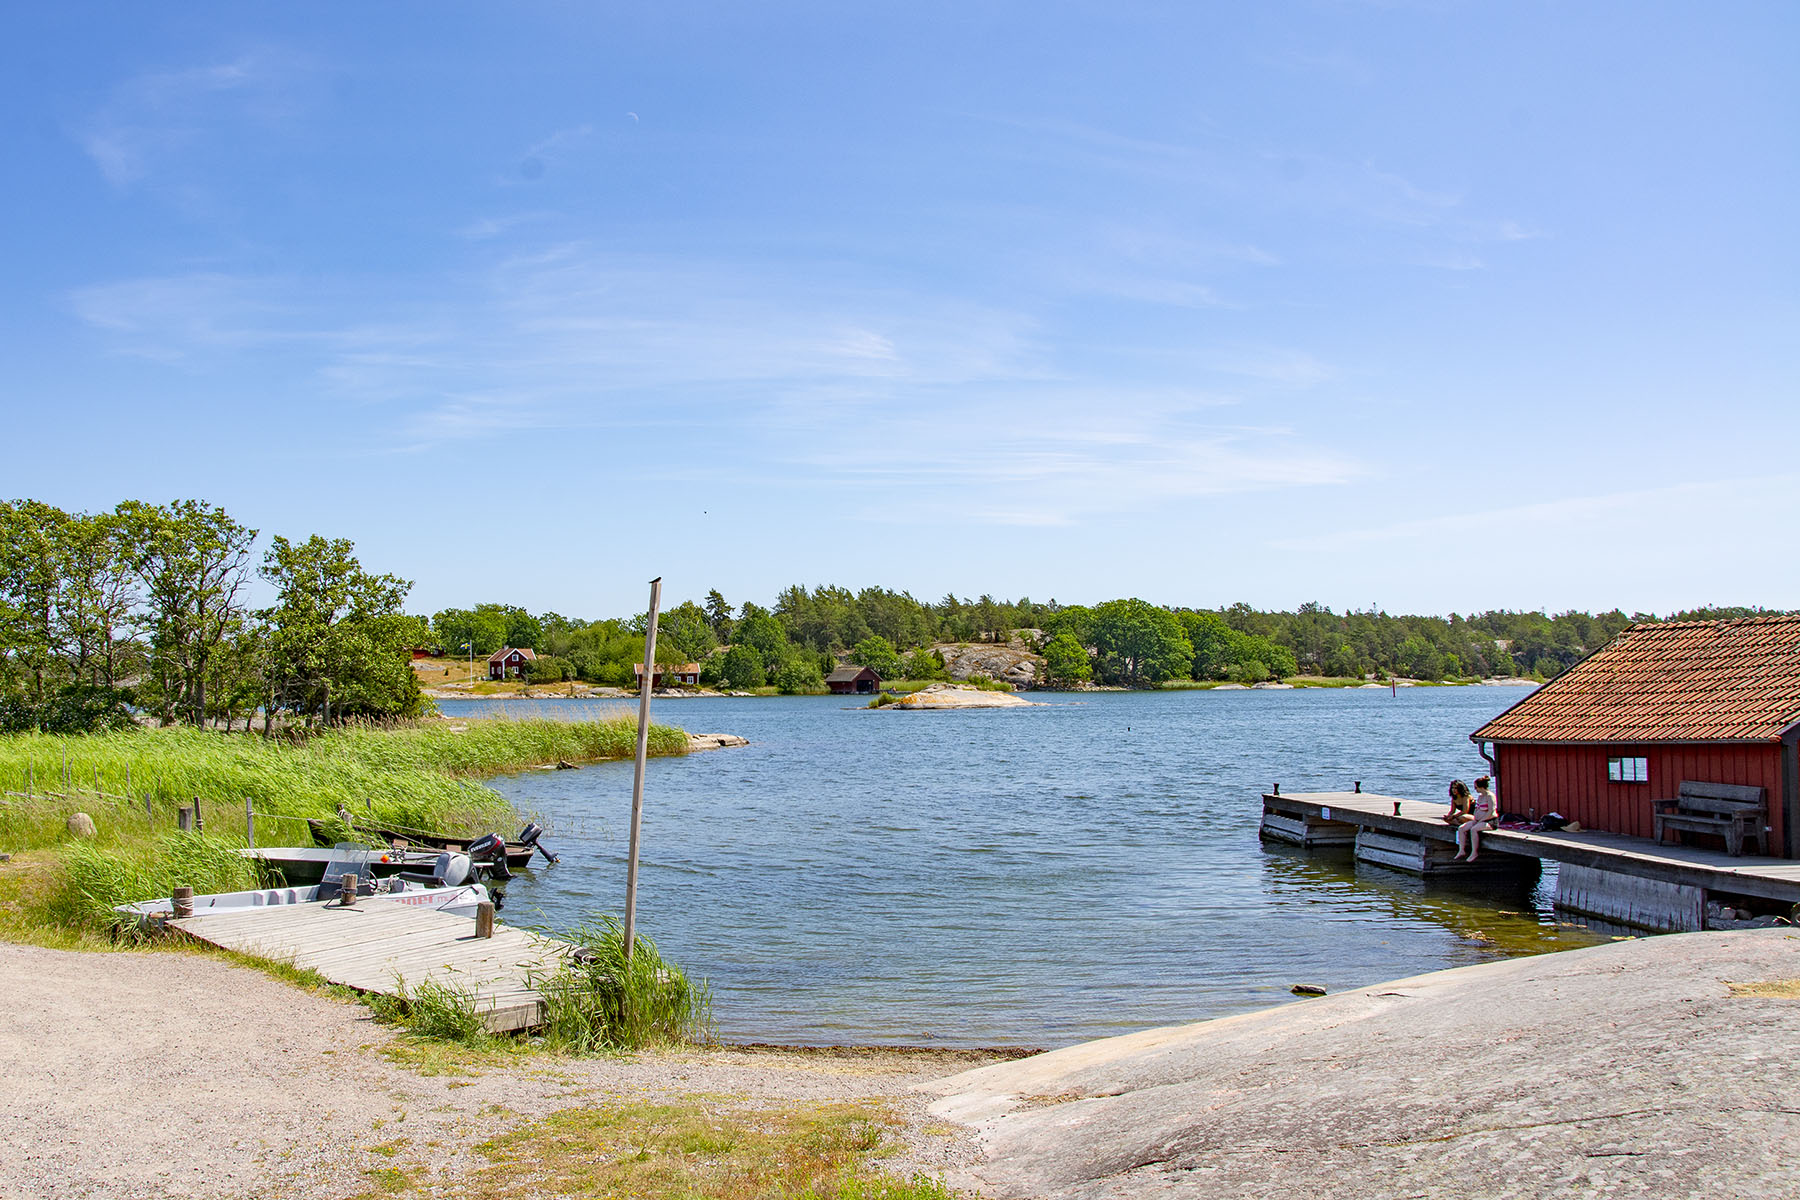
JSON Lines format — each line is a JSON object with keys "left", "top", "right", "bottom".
{"left": 1726, "top": 978, "right": 1800, "bottom": 998}
{"left": 471, "top": 1099, "right": 967, "bottom": 1199}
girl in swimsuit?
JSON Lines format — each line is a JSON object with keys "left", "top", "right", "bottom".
{"left": 1455, "top": 775, "right": 1497, "bottom": 861}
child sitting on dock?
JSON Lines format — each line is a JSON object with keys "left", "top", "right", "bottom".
{"left": 1454, "top": 776, "right": 1498, "bottom": 861}
{"left": 1443, "top": 779, "right": 1473, "bottom": 827}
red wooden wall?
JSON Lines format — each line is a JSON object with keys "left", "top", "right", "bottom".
{"left": 1495, "top": 743, "right": 1785, "bottom": 854}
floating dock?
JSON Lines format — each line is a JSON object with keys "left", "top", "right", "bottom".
{"left": 171, "top": 902, "right": 570, "bottom": 1031}
{"left": 1263, "top": 789, "right": 1800, "bottom": 933}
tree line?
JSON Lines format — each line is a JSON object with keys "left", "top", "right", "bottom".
{"left": 1, "top": 499, "right": 427, "bottom": 733}
{"left": 428, "top": 582, "right": 1785, "bottom": 692}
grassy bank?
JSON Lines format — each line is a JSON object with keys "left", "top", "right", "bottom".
{"left": 0, "top": 715, "right": 689, "bottom": 939}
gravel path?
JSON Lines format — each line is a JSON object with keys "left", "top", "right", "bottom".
{"left": 0, "top": 943, "right": 997, "bottom": 1200}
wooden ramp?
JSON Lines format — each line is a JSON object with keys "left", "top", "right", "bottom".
{"left": 170, "top": 903, "right": 571, "bottom": 1032}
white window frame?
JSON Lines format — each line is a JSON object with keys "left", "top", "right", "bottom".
{"left": 1607, "top": 756, "right": 1648, "bottom": 784}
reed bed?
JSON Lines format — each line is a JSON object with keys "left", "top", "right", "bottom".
{"left": 0, "top": 714, "right": 689, "bottom": 933}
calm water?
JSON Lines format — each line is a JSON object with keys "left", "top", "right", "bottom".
{"left": 440, "top": 687, "right": 1610, "bottom": 1048}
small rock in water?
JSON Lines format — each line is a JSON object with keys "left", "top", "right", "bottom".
{"left": 66, "top": 812, "right": 97, "bottom": 839}
{"left": 1291, "top": 983, "right": 1328, "bottom": 997}
{"left": 556, "top": 759, "right": 578, "bottom": 770}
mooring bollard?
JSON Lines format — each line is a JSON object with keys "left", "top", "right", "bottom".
{"left": 475, "top": 902, "right": 495, "bottom": 939}
{"left": 339, "top": 874, "right": 358, "bottom": 906}
{"left": 1272, "top": 782, "right": 1280, "bottom": 796}
{"left": 1393, "top": 800, "right": 1402, "bottom": 816}
{"left": 1354, "top": 781, "right": 1362, "bottom": 793}
{"left": 171, "top": 886, "right": 194, "bottom": 918}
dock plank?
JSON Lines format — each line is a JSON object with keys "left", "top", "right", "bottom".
{"left": 170, "top": 902, "right": 571, "bottom": 1032}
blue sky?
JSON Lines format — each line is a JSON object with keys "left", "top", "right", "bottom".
{"left": 3, "top": 2, "right": 1795, "bottom": 619}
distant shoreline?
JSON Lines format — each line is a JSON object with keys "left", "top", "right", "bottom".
{"left": 425, "top": 677, "right": 1540, "bottom": 702}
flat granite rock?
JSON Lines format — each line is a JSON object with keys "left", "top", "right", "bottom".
{"left": 893, "top": 684, "right": 1038, "bottom": 710}
{"left": 919, "top": 930, "right": 1800, "bottom": 1199}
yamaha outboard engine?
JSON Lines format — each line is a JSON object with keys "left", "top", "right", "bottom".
{"left": 517, "top": 821, "right": 560, "bottom": 865}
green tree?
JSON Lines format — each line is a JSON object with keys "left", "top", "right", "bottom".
{"left": 902, "top": 647, "right": 947, "bottom": 680}
{"left": 772, "top": 650, "right": 825, "bottom": 694}
{"left": 660, "top": 600, "right": 717, "bottom": 663}
{"left": 849, "top": 634, "right": 902, "bottom": 681}
{"left": 1090, "top": 598, "right": 1193, "bottom": 686}
{"left": 1040, "top": 632, "right": 1092, "bottom": 687}
{"left": 720, "top": 644, "right": 765, "bottom": 690}
{"left": 1178, "top": 611, "right": 1236, "bottom": 680}
{"left": 258, "top": 534, "right": 424, "bottom": 724}
{"left": 122, "top": 499, "right": 257, "bottom": 726}
{"left": 734, "top": 610, "right": 789, "bottom": 667}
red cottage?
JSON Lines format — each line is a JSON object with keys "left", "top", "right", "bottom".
{"left": 487, "top": 646, "right": 537, "bottom": 680}
{"left": 1470, "top": 615, "right": 1800, "bottom": 858}
{"left": 633, "top": 662, "right": 701, "bottom": 688}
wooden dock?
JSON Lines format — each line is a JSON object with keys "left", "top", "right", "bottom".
{"left": 170, "top": 902, "right": 571, "bottom": 1032}
{"left": 1263, "top": 789, "right": 1800, "bottom": 932}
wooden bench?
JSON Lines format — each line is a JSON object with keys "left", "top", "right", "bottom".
{"left": 1652, "top": 781, "right": 1768, "bottom": 857}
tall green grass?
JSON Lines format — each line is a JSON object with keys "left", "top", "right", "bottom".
{"left": 47, "top": 833, "right": 257, "bottom": 933}
{"left": 1, "top": 714, "right": 690, "bottom": 935}
{"left": 0, "top": 715, "right": 688, "bottom": 853}
{"left": 531, "top": 916, "right": 713, "bottom": 1053}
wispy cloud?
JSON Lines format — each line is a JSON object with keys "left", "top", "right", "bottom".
{"left": 66, "top": 243, "right": 1366, "bottom": 518}
{"left": 78, "top": 51, "right": 311, "bottom": 189}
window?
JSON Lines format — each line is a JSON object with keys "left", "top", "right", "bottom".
{"left": 1608, "top": 756, "right": 1648, "bottom": 784}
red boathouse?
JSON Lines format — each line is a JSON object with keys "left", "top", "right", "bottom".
{"left": 1471, "top": 615, "right": 1800, "bottom": 858}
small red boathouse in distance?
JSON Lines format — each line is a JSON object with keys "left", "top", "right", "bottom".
{"left": 1471, "top": 615, "right": 1800, "bottom": 858}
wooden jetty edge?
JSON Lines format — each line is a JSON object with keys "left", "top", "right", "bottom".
{"left": 170, "top": 903, "right": 572, "bottom": 1032}
{"left": 1263, "top": 789, "right": 1800, "bottom": 933}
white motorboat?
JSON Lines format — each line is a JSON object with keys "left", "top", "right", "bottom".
{"left": 116, "top": 846, "right": 492, "bottom": 927}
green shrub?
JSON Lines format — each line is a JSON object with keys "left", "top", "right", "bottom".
{"left": 525, "top": 654, "right": 574, "bottom": 683}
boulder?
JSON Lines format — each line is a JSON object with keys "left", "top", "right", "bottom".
{"left": 66, "top": 812, "right": 97, "bottom": 839}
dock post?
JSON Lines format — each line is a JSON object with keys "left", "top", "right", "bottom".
{"left": 475, "top": 902, "right": 495, "bottom": 939}
{"left": 171, "top": 886, "right": 193, "bottom": 918}
{"left": 245, "top": 797, "right": 254, "bottom": 849}
{"left": 623, "top": 576, "right": 663, "bottom": 966}
{"left": 339, "top": 875, "right": 358, "bottom": 906}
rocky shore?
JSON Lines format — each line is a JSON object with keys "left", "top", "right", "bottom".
{"left": 921, "top": 930, "right": 1800, "bottom": 1198}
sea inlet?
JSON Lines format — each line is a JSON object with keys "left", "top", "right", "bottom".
{"left": 441, "top": 687, "right": 1611, "bottom": 1047}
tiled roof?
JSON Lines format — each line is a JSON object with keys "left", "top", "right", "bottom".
{"left": 1473, "top": 615, "right": 1800, "bottom": 744}
{"left": 487, "top": 647, "right": 536, "bottom": 662}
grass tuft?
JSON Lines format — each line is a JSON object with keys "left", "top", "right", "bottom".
{"left": 532, "top": 916, "right": 714, "bottom": 1053}
{"left": 373, "top": 977, "right": 494, "bottom": 1048}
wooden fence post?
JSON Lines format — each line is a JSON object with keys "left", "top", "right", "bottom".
{"left": 193, "top": 796, "right": 204, "bottom": 834}
{"left": 245, "top": 797, "right": 255, "bottom": 849}
{"left": 475, "top": 902, "right": 495, "bottom": 939}
{"left": 177, "top": 806, "right": 193, "bottom": 832}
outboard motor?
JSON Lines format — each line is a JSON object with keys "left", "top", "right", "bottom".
{"left": 468, "top": 833, "right": 513, "bottom": 882}
{"left": 517, "top": 821, "right": 560, "bottom": 866}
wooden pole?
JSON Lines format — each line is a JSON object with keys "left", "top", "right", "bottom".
{"left": 622, "top": 576, "right": 663, "bottom": 964}
{"left": 192, "top": 795, "right": 204, "bottom": 834}
{"left": 475, "top": 901, "right": 495, "bottom": 939}
{"left": 245, "top": 797, "right": 255, "bottom": 849}
{"left": 171, "top": 886, "right": 193, "bottom": 918}
{"left": 144, "top": 794, "right": 153, "bottom": 822}
{"left": 339, "top": 874, "right": 358, "bottom": 906}
{"left": 177, "top": 806, "right": 193, "bottom": 833}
